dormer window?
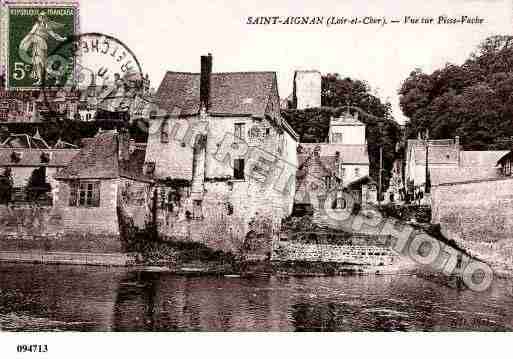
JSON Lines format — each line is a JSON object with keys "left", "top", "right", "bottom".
{"left": 41, "top": 152, "right": 51, "bottom": 163}
{"left": 10, "top": 151, "right": 21, "bottom": 163}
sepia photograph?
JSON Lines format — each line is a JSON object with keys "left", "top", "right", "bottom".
{"left": 0, "top": 0, "right": 513, "bottom": 355}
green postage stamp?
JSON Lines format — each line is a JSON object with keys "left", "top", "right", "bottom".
{"left": 1, "top": 1, "right": 79, "bottom": 90}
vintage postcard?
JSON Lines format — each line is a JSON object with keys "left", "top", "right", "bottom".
{"left": 0, "top": 0, "right": 513, "bottom": 356}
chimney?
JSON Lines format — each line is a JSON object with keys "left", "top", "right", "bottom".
{"left": 200, "top": 53, "right": 212, "bottom": 111}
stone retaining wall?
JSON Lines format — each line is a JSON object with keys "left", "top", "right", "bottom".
{"left": 272, "top": 241, "right": 397, "bottom": 265}
{"left": 0, "top": 251, "right": 135, "bottom": 266}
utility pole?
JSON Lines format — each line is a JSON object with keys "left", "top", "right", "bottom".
{"left": 424, "top": 129, "right": 430, "bottom": 194}
{"left": 378, "top": 145, "right": 383, "bottom": 207}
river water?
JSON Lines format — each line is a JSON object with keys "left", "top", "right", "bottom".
{"left": 1, "top": 263, "right": 512, "bottom": 331}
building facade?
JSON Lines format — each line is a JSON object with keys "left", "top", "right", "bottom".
{"left": 55, "top": 129, "right": 154, "bottom": 236}
{"left": 144, "top": 55, "right": 299, "bottom": 254}
{"left": 294, "top": 111, "right": 374, "bottom": 216}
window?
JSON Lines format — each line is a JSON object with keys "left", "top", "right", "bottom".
{"left": 332, "top": 132, "right": 343, "bottom": 143}
{"left": 354, "top": 168, "right": 360, "bottom": 177}
{"left": 234, "top": 158, "right": 245, "bottom": 180}
{"left": 40, "top": 152, "right": 50, "bottom": 163}
{"left": 144, "top": 162, "right": 155, "bottom": 175}
{"left": 234, "top": 123, "right": 245, "bottom": 140}
{"left": 193, "top": 200, "right": 203, "bottom": 219}
{"left": 324, "top": 176, "right": 331, "bottom": 189}
{"left": 10, "top": 151, "right": 21, "bottom": 163}
{"left": 69, "top": 181, "right": 100, "bottom": 207}
{"left": 160, "top": 120, "right": 169, "bottom": 143}
{"left": 249, "top": 126, "right": 260, "bottom": 138}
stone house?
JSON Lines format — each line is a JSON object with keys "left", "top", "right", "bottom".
{"left": 405, "top": 135, "right": 506, "bottom": 196}
{"left": 144, "top": 54, "right": 299, "bottom": 254}
{"left": 55, "top": 129, "right": 154, "bottom": 236}
{"left": 0, "top": 130, "right": 79, "bottom": 203}
{"left": 404, "top": 136, "right": 461, "bottom": 190}
{"left": 293, "top": 111, "right": 374, "bottom": 216}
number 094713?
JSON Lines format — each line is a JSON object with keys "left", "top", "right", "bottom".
{"left": 16, "top": 345, "right": 48, "bottom": 353}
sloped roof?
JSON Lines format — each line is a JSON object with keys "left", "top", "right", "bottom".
{"left": 299, "top": 143, "right": 369, "bottom": 164}
{"left": 56, "top": 131, "right": 151, "bottom": 182}
{"left": 156, "top": 71, "right": 276, "bottom": 117}
{"left": 54, "top": 139, "right": 79, "bottom": 149}
{"left": 56, "top": 131, "right": 119, "bottom": 179}
{"left": 1, "top": 131, "right": 50, "bottom": 149}
{"left": 0, "top": 148, "right": 79, "bottom": 167}
{"left": 330, "top": 112, "right": 365, "bottom": 127}
{"left": 408, "top": 143, "right": 459, "bottom": 165}
{"left": 297, "top": 153, "right": 335, "bottom": 179}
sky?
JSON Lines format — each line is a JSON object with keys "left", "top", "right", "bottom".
{"left": 80, "top": 0, "right": 512, "bottom": 124}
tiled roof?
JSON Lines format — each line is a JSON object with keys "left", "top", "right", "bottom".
{"left": 0, "top": 148, "right": 79, "bottom": 167}
{"left": 156, "top": 71, "right": 276, "bottom": 117}
{"left": 56, "top": 131, "right": 119, "bottom": 179}
{"left": 0, "top": 132, "right": 50, "bottom": 149}
{"left": 297, "top": 153, "right": 335, "bottom": 179}
{"left": 57, "top": 131, "right": 151, "bottom": 182}
{"left": 299, "top": 143, "right": 369, "bottom": 164}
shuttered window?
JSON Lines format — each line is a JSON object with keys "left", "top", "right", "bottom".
{"left": 234, "top": 123, "right": 245, "bottom": 140}
{"left": 69, "top": 181, "right": 100, "bottom": 207}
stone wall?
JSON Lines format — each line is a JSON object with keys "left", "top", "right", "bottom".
{"left": 54, "top": 179, "right": 120, "bottom": 235}
{"left": 152, "top": 112, "right": 297, "bottom": 255}
{"left": 431, "top": 177, "right": 513, "bottom": 271}
{"left": 0, "top": 205, "right": 123, "bottom": 253}
{"left": 272, "top": 241, "right": 397, "bottom": 265}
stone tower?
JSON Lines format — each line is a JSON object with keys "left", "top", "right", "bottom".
{"left": 292, "top": 70, "right": 321, "bottom": 109}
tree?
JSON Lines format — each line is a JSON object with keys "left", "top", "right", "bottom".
{"left": 0, "top": 167, "right": 13, "bottom": 204}
{"left": 282, "top": 74, "right": 401, "bottom": 188}
{"left": 399, "top": 34, "right": 513, "bottom": 150}
{"left": 26, "top": 167, "right": 51, "bottom": 203}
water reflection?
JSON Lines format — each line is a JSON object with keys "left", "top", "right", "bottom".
{"left": 1, "top": 263, "right": 512, "bottom": 331}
